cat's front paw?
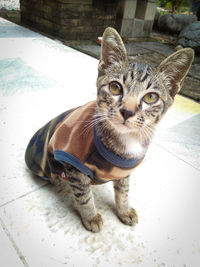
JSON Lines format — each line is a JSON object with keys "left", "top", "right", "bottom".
{"left": 118, "top": 208, "right": 138, "bottom": 226}
{"left": 82, "top": 213, "right": 103, "bottom": 233}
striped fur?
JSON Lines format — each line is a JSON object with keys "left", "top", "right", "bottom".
{"left": 25, "top": 27, "right": 194, "bottom": 232}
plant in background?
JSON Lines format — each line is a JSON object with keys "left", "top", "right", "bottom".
{"left": 158, "top": 0, "right": 189, "bottom": 13}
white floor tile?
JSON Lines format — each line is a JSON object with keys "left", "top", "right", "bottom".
{"left": 0, "top": 94, "right": 47, "bottom": 206}
{"left": 0, "top": 144, "right": 199, "bottom": 267}
{"left": 154, "top": 114, "right": 200, "bottom": 171}
{"left": 0, "top": 221, "right": 24, "bottom": 267}
{"left": 0, "top": 20, "right": 97, "bottom": 206}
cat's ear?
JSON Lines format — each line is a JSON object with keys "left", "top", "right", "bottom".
{"left": 98, "top": 27, "right": 128, "bottom": 76}
{"left": 157, "top": 48, "right": 194, "bottom": 97}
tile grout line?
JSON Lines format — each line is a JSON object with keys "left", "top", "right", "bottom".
{"left": 0, "top": 217, "right": 29, "bottom": 267}
{"left": 0, "top": 183, "right": 49, "bottom": 209}
{"left": 153, "top": 141, "right": 200, "bottom": 172}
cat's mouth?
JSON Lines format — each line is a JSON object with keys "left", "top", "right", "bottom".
{"left": 110, "top": 111, "right": 148, "bottom": 135}
{"left": 98, "top": 109, "right": 144, "bottom": 134}
{"left": 111, "top": 118, "right": 137, "bottom": 134}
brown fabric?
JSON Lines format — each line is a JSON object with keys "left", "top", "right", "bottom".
{"left": 25, "top": 101, "right": 143, "bottom": 184}
{"left": 49, "top": 101, "right": 95, "bottom": 162}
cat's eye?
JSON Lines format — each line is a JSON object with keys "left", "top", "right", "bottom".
{"left": 143, "top": 93, "right": 159, "bottom": 104}
{"left": 109, "top": 81, "right": 122, "bottom": 96}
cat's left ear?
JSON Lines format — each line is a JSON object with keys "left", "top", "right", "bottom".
{"left": 157, "top": 48, "right": 194, "bottom": 97}
{"left": 98, "top": 27, "right": 128, "bottom": 76}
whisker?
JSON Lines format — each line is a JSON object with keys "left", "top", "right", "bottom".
{"left": 141, "top": 123, "right": 155, "bottom": 142}
{"left": 78, "top": 114, "right": 109, "bottom": 137}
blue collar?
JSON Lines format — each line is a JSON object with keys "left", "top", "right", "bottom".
{"left": 93, "top": 126, "right": 142, "bottom": 168}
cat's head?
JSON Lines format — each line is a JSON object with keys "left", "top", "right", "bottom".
{"left": 96, "top": 27, "right": 194, "bottom": 140}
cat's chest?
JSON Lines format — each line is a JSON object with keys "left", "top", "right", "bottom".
{"left": 120, "top": 136, "right": 146, "bottom": 159}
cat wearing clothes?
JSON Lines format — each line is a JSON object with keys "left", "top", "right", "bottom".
{"left": 25, "top": 27, "right": 194, "bottom": 232}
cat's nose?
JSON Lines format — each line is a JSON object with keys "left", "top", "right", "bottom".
{"left": 120, "top": 108, "right": 134, "bottom": 121}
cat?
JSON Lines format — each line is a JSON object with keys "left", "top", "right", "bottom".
{"left": 25, "top": 27, "right": 194, "bottom": 233}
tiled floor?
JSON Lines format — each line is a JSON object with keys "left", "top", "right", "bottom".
{"left": 0, "top": 18, "right": 200, "bottom": 267}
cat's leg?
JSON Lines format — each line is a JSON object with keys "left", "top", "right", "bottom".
{"left": 113, "top": 176, "right": 138, "bottom": 226}
{"left": 67, "top": 170, "right": 103, "bottom": 232}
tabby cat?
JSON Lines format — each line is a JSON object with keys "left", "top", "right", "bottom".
{"left": 25, "top": 27, "right": 194, "bottom": 232}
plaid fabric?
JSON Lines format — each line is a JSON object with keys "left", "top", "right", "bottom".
{"left": 25, "top": 101, "right": 143, "bottom": 184}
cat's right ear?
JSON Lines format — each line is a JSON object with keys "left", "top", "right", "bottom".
{"left": 98, "top": 27, "right": 128, "bottom": 76}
